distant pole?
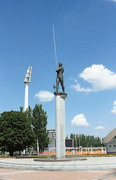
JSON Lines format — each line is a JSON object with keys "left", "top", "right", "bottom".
{"left": 24, "top": 67, "right": 32, "bottom": 111}
{"left": 24, "top": 83, "right": 29, "bottom": 111}
{"left": 52, "top": 25, "right": 58, "bottom": 66}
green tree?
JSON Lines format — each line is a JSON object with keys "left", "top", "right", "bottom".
{"left": 70, "top": 133, "right": 102, "bottom": 147}
{"left": 76, "top": 134, "right": 79, "bottom": 147}
{"left": 25, "top": 106, "right": 33, "bottom": 125}
{"left": 0, "top": 111, "right": 35, "bottom": 156}
{"left": 94, "top": 137, "right": 102, "bottom": 147}
{"left": 70, "top": 133, "right": 76, "bottom": 147}
{"left": 32, "top": 104, "right": 49, "bottom": 153}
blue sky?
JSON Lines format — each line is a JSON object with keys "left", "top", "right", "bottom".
{"left": 0, "top": 0, "right": 116, "bottom": 138}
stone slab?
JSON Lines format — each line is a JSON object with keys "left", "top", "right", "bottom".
{"left": 34, "top": 157, "right": 87, "bottom": 162}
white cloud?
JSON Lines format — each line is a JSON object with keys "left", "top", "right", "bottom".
{"left": 35, "top": 90, "right": 54, "bottom": 102}
{"left": 111, "top": 101, "right": 116, "bottom": 114}
{"left": 94, "top": 126, "right": 105, "bottom": 130}
{"left": 72, "top": 64, "right": 116, "bottom": 93}
{"left": 71, "top": 114, "right": 90, "bottom": 127}
{"left": 69, "top": 77, "right": 78, "bottom": 83}
{"left": 106, "top": 0, "right": 116, "bottom": 2}
{"left": 71, "top": 84, "right": 93, "bottom": 93}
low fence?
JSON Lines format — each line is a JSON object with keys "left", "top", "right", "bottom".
{"left": 41, "top": 147, "right": 107, "bottom": 155}
{"left": 0, "top": 147, "right": 107, "bottom": 156}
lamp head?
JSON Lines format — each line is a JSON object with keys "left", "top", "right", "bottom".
{"left": 24, "top": 67, "right": 32, "bottom": 83}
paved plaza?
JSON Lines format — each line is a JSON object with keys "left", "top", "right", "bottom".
{"left": 0, "top": 157, "right": 116, "bottom": 171}
{"left": 0, "top": 157, "right": 116, "bottom": 179}
{"left": 0, "top": 168, "right": 116, "bottom": 180}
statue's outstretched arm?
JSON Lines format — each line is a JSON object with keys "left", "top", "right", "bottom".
{"left": 56, "top": 67, "right": 62, "bottom": 72}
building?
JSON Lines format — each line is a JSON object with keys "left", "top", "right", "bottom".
{"left": 103, "top": 128, "right": 116, "bottom": 153}
{"left": 48, "top": 129, "right": 56, "bottom": 149}
{"left": 47, "top": 130, "right": 73, "bottom": 148}
{"left": 65, "top": 138, "right": 74, "bottom": 147}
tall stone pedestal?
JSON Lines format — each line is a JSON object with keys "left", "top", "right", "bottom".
{"left": 54, "top": 92, "right": 67, "bottom": 159}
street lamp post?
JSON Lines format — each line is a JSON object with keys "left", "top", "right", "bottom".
{"left": 24, "top": 67, "right": 32, "bottom": 111}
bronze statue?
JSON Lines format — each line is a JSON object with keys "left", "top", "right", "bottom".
{"left": 55, "top": 63, "right": 65, "bottom": 93}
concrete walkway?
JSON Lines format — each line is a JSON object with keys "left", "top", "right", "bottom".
{"left": 0, "top": 157, "right": 116, "bottom": 171}
{"left": 0, "top": 169, "right": 116, "bottom": 180}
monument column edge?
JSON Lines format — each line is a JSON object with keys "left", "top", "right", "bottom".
{"left": 54, "top": 92, "right": 67, "bottom": 159}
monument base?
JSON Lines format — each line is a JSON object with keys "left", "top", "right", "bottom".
{"left": 54, "top": 92, "right": 67, "bottom": 96}
{"left": 54, "top": 91, "right": 67, "bottom": 159}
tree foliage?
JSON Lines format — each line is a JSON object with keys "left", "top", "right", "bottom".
{"left": 70, "top": 133, "right": 102, "bottom": 147}
{"left": 0, "top": 110, "right": 35, "bottom": 156}
{"left": 32, "top": 104, "right": 49, "bottom": 152}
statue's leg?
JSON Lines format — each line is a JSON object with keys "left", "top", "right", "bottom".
{"left": 61, "top": 80, "right": 65, "bottom": 93}
{"left": 56, "top": 78, "right": 59, "bottom": 92}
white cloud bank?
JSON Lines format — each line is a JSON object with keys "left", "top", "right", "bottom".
{"left": 72, "top": 64, "right": 116, "bottom": 93}
{"left": 35, "top": 90, "right": 54, "bottom": 102}
{"left": 71, "top": 114, "right": 90, "bottom": 127}
{"left": 106, "top": 0, "right": 116, "bottom": 2}
{"left": 111, "top": 101, "right": 116, "bottom": 114}
{"left": 94, "top": 126, "right": 105, "bottom": 130}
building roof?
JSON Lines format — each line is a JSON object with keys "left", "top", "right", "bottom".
{"left": 103, "top": 128, "right": 116, "bottom": 144}
{"left": 47, "top": 129, "right": 55, "bottom": 133}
